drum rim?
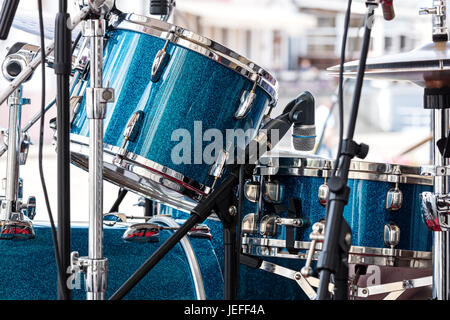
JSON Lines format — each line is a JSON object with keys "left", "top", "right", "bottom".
{"left": 70, "top": 134, "right": 205, "bottom": 213}
{"left": 109, "top": 12, "right": 278, "bottom": 105}
{"left": 242, "top": 237, "right": 432, "bottom": 269}
{"left": 255, "top": 155, "right": 434, "bottom": 186}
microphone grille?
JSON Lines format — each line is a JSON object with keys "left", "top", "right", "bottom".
{"left": 292, "top": 126, "right": 316, "bottom": 151}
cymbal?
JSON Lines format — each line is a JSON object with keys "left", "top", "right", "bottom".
{"left": 328, "top": 42, "right": 450, "bottom": 88}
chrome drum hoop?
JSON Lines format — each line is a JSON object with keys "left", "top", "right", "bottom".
{"left": 70, "top": 134, "right": 206, "bottom": 213}
{"left": 255, "top": 155, "right": 434, "bottom": 186}
{"left": 108, "top": 13, "right": 278, "bottom": 105}
{"left": 242, "top": 237, "right": 432, "bottom": 269}
{"left": 149, "top": 215, "right": 206, "bottom": 300}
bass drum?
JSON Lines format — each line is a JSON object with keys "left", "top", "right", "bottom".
{"left": 0, "top": 217, "right": 223, "bottom": 300}
{"left": 159, "top": 204, "right": 310, "bottom": 300}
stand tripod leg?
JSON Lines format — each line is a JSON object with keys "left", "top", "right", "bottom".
{"left": 224, "top": 218, "right": 238, "bottom": 300}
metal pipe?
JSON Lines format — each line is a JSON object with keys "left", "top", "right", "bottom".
{"left": 82, "top": 18, "right": 113, "bottom": 301}
{"left": 2, "top": 87, "right": 22, "bottom": 220}
{"left": 433, "top": 108, "right": 450, "bottom": 300}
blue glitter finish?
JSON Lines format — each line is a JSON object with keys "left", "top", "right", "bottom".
{"left": 71, "top": 29, "right": 271, "bottom": 188}
{"left": 0, "top": 223, "right": 223, "bottom": 300}
{"left": 162, "top": 205, "right": 309, "bottom": 300}
{"left": 247, "top": 175, "right": 432, "bottom": 252}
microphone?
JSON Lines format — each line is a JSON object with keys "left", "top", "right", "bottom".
{"left": 150, "top": 0, "right": 169, "bottom": 15}
{"left": 287, "top": 92, "right": 316, "bottom": 151}
{"left": 0, "top": 0, "right": 20, "bottom": 40}
{"left": 381, "top": 0, "right": 395, "bottom": 21}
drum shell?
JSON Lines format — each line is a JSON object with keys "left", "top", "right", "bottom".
{"left": 247, "top": 175, "right": 432, "bottom": 252}
{"left": 0, "top": 223, "right": 223, "bottom": 300}
{"left": 71, "top": 28, "right": 272, "bottom": 188}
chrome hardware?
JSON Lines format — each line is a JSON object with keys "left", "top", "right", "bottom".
{"left": 260, "top": 215, "right": 279, "bottom": 237}
{"left": 0, "top": 219, "right": 35, "bottom": 240}
{"left": 19, "top": 132, "right": 32, "bottom": 166}
{"left": 188, "top": 224, "right": 212, "bottom": 240}
{"left": 318, "top": 181, "right": 329, "bottom": 207}
{"left": 114, "top": 111, "right": 145, "bottom": 162}
{"left": 242, "top": 213, "right": 258, "bottom": 235}
{"left": 2, "top": 43, "right": 38, "bottom": 82}
{"left": 263, "top": 180, "right": 284, "bottom": 204}
{"left": 235, "top": 69, "right": 264, "bottom": 119}
{"left": 385, "top": 183, "right": 403, "bottom": 211}
{"left": 70, "top": 251, "right": 108, "bottom": 300}
{"left": 420, "top": 192, "right": 450, "bottom": 231}
{"left": 420, "top": 0, "right": 448, "bottom": 41}
{"left": 421, "top": 165, "right": 450, "bottom": 177}
{"left": 85, "top": 87, "right": 114, "bottom": 119}
{"left": 276, "top": 217, "right": 308, "bottom": 228}
{"left": 103, "top": 213, "right": 127, "bottom": 226}
{"left": 258, "top": 260, "right": 321, "bottom": 300}
{"left": 122, "top": 222, "right": 208, "bottom": 242}
{"left": 235, "top": 89, "right": 257, "bottom": 120}
{"left": 244, "top": 180, "right": 260, "bottom": 203}
{"left": 209, "top": 149, "right": 229, "bottom": 189}
{"left": 70, "top": 96, "right": 83, "bottom": 124}
{"left": 160, "top": 0, "right": 177, "bottom": 22}
{"left": 354, "top": 276, "right": 432, "bottom": 300}
{"left": 21, "top": 196, "right": 36, "bottom": 220}
{"left": 123, "top": 111, "right": 145, "bottom": 142}
{"left": 301, "top": 221, "right": 325, "bottom": 278}
{"left": 122, "top": 223, "right": 162, "bottom": 243}
{"left": 151, "top": 28, "right": 178, "bottom": 83}
{"left": 77, "top": 0, "right": 115, "bottom": 15}
{"left": 384, "top": 224, "right": 400, "bottom": 249}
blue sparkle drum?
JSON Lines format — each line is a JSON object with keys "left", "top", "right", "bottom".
{"left": 242, "top": 152, "right": 433, "bottom": 269}
{"left": 70, "top": 13, "right": 277, "bottom": 213}
{"left": 0, "top": 217, "right": 223, "bottom": 300}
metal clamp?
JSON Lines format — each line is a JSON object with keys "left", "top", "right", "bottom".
{"left": 85, "top": 87, "right": 114, "bottom": 119}
{"left": 70, "top": 252, "right": 108, "bottom": 300}
{"left": 420, "top": 192, "right": 450, "bottom": 231}
{"left": 421, "top": 165, "right": 450, "bottom": 177}
{"left": 420, "top": 0, "right": 448, "bottom": 42}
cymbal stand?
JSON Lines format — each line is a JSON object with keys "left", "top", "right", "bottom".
{"left": 70, "top": 16, "right": 115, "bottom": 300}
{"left": 417, "top": 1, "right": 450, "bottom": 301}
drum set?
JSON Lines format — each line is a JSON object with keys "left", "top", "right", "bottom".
{"left": 0, "top": 0, "right": 448, "bottom": 301}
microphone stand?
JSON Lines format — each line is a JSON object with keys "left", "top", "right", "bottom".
{"left": 55, "top": 0, "right": 72, "bottom": 300}
{"left": 316, "top": 1, "right": 378, "bottom": 300}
